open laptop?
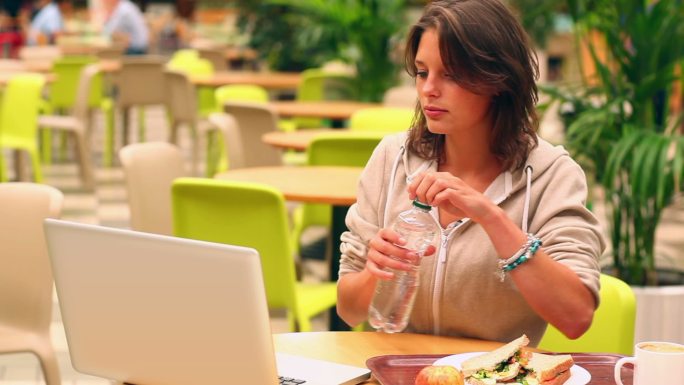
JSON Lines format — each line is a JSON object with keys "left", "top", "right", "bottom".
{"left": 44, "top": 219, "right": 370, "bottom": 385}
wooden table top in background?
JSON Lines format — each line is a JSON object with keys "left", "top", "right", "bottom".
{"left": 215, "top": 166, "right": 362, "bottom": 206}
{"left": 270, "top": 101, "right": 383, "bottom": 120}
{"left": 192, "top": 71, "right": 301, "bottom": 90}
{"left": 262, "top": 129, "right": 342, "bottom": 151}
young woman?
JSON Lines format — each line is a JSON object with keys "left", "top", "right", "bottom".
{"left": 336, "top": 0, "right": 605, "bottom": 345}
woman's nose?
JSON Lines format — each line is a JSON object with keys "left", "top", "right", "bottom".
{"left": 419, "top": 75, "right": 440, "bottom": 97}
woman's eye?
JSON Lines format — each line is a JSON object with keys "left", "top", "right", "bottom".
{"left": 416, "top": 70, "right": 428, "bottom": 79}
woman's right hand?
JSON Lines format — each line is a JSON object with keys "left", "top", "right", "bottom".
{"left": 365, "top": 228, "right": 436, "bottom": 279}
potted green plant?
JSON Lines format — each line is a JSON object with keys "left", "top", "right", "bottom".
{"left": 544, "top": 0, "right": 684, "bottom": 343}
{"left": 262, "top": 0, "right": 410, "bottom": 102}
{"left": 233, "top": 1, "right": 341, "bottom": 71}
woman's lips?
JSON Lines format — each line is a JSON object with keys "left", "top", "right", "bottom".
{"left": 423, "top": 106, "right": 447, "bottom": 119}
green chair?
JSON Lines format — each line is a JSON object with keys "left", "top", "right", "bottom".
{"left": 215, "top": 84, "right": 269, "bottom": 105}
{"left": 290, "top": 68, "right": 355, "bottom": 129}
{"left": 0, "top": 74, "right": 46, "bottom": 182}
{"left": 349, "top": 107, "right": 414, "bottom": 132}
{"left": 538, "top": 274, "right": 636, "bottom": 355}
{"left": 172, "top": 177, "right": 337, "bottom": 332}
{"left": 292, "top": 133, "right": 383, "bottom": 258}
{"left": 42, "top": 56, "right": 113, "bottom": 164}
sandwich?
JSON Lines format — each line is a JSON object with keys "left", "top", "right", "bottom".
{"left": 460, "top": 335, "right": 574, "bottom": 385}
{"left": 515, "top": 353, "right": 573, "bottom": 385}
{"left": 461, "top": 334, "right": 531, "bottom": 384}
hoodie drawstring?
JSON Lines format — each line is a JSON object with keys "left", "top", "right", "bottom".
{"left": 383, "top": 146, "right": 405, "bottom": 227}
{"left": 522, "top": 165, "right": 533, "bottom": 233}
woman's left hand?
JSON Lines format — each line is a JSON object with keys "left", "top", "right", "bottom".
{"left": 408, "top": 171, "right": 496, "bottom": 223}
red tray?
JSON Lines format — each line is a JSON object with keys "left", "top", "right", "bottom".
{"left": 366, "top": 353, "right": 633, "bottom": 385}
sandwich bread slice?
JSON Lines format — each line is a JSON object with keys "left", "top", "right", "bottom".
{"left": 461, "top": 334, "right": 530, "bottom": 384}
{"left": 516, "top": 352, "right": 573, "bottom": 385}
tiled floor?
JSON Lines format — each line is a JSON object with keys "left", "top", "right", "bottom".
{"left": 0, "top": 107, "right": 330, "bottom": 384}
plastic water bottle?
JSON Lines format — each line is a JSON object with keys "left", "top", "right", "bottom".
{"left": 368, "top": 199, "right": 437, "bottom": 333}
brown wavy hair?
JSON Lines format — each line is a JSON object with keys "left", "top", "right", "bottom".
{"left": 405, "top": 0, "right": 539, "bottom": 171}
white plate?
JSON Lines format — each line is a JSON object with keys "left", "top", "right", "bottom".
{"left": 433, "top": 352, "right": 591, "bottom": 385}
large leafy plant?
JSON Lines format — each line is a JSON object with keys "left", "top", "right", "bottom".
{"left": 233, "top": 1, "right": 340, "bottom": 71}
{"left": 266, "top": 0, "right": 409, "bottom": 102}
{"left": 545, "top": 0, "right": 684, "bottom": 285}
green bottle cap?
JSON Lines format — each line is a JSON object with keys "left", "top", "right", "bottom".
{"left": 412, "top": 199, "right": 431, "bottom": 211}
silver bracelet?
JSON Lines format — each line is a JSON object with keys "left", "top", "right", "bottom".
{"left": 497, "top": 233, "right": 542, "bottom": 282}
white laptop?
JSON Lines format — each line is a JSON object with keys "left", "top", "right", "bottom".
{"left": 44, "top": 219, "right": 370, "bottom": 385}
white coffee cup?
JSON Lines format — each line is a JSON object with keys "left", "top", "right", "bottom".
{"left": 614, "top": 341, "right": 684, "bottom": 385}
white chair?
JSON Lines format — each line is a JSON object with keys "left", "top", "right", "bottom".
{"left": 164, "top": 70, "right": 215, "bottom": 175}
{"left": 223, "top": 102, "right": 282, "bottom": 167}
{"left": 119, "top": 142, "right": 187, "bottom": 235}
{"left": 207, "top": 112, "right": 245, "bottom": 170}
{"left": 115, "top": 56, "right": 168, "bottom": 146}
{"left": 0, "top": 182, "right": 64, "bottom": 385}
{"left": 38, "top": 63, "right": 100, "bottom": 191}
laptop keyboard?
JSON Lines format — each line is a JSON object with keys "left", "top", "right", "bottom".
{"left": 279, "top": 376, "right": 306, "bottom": 384}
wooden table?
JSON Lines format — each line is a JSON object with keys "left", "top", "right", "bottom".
{"left": 215, "top": 166, "right": 362, "bottom": 331}
{"left": 270, "top": 100, "right": 382, "bottom": 120}
{"left": 274, "top": 332, "right": 504, "bottom": 369}
{"left": 262, "top": 129, "right": 344, "bottom": 151}
{"left": 274, "top": 332, "right": 628, "bottom": 385}
{"left": 262, "top": 129, "right": 389, "bottom": 152}
{"left": 215, "top": 166, "right": 360, "bottom": 206}
{"left": 192, "top": 71, "right": 301, "bottom": 90}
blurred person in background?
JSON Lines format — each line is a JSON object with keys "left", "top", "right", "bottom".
{"left": 0, "top": 1, "right": 24, "bottom": 57}
{"left": 102, "top": 0, "right": 148, "bottom": 55}
{"left": 26, "top": 0, "right": 63, "bottom": 45}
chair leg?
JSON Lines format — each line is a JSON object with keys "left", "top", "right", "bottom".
{"left": 0, "top": 150, "right": 6, "bottom": 182}
{"left": 33, "top": 345, "right": 61, "bottom": 385}
{"left": 168, "top": 119, "right": 179, "bottom": 144}
{"left": 58, "top": 132, "right": 69, "bottom": 161}
{"left": 104, "top": 105, "right": 115, "bottom": 167}
{"left": 72, "top": 132, "right": 95, "bottom": 191}
{"left": 190, "top": 123, "right": 200, "bottom": 176}
{"left": 41, "top": 129, "right": 52, "bottom": 164}
{"left": 29, "top": 148, "right": 43, "bottom": 183}
{"left": 204, "top": 130, "right": 218, "bottom": 177}
{"left": 297, "top": 314, "right": 312, "bottom": 332}
{"left": 138, "top": 107, "right": 146, "bottom": 142}
{"left": 123, "top": 107, "right": 130, "bottom": 146}
{"left": 287, "top": 311, "right": 297, "bottom": 332}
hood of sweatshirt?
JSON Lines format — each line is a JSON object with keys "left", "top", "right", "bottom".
{"left": 387, "top": 132, "right": 569, "bottom": 231}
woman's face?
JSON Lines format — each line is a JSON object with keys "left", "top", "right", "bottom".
{"left": 415, "top": 28, "right": 493, "bottom": 135}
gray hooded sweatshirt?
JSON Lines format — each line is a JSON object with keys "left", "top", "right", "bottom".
{"left": 339, "top": 132, "right": 605, "bottom": 345}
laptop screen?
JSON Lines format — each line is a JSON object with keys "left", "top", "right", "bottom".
{"left": 45, "top": 219, "right": 279, "bottom": 385}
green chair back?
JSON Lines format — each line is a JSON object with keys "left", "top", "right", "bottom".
{"left": 307, "top": 133, "right": 383, "bottom": 167}
{"left": 295, "top": 68, "right": 355, "bottom": 128}
{"left": 538, "top": 274, "right": 636, "bottom": 355}
{"left": 49, "top": 56, "right": 102, "bottom": 111}
{"left": 292, "top": 133, "right": 382, "bottom": 258}
{"left": 0, "top": 74, "right": 46, "bottom": 182}
{"left": 172, "top": 177, "right": 336, "bottom": 331}
{"left": 215, "top": 84, "right": 269, "bottom": 105}
{"left": 349, "top": 107, "right": 414, "bottom": 132}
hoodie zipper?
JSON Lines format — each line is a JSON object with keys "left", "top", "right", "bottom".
{"left": 431, "top": 219, "right": 467, "bottom": 335}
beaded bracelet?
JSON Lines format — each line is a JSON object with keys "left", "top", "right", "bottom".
{"left": 497, "top": 234, "right": 542, "bottom": 282}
